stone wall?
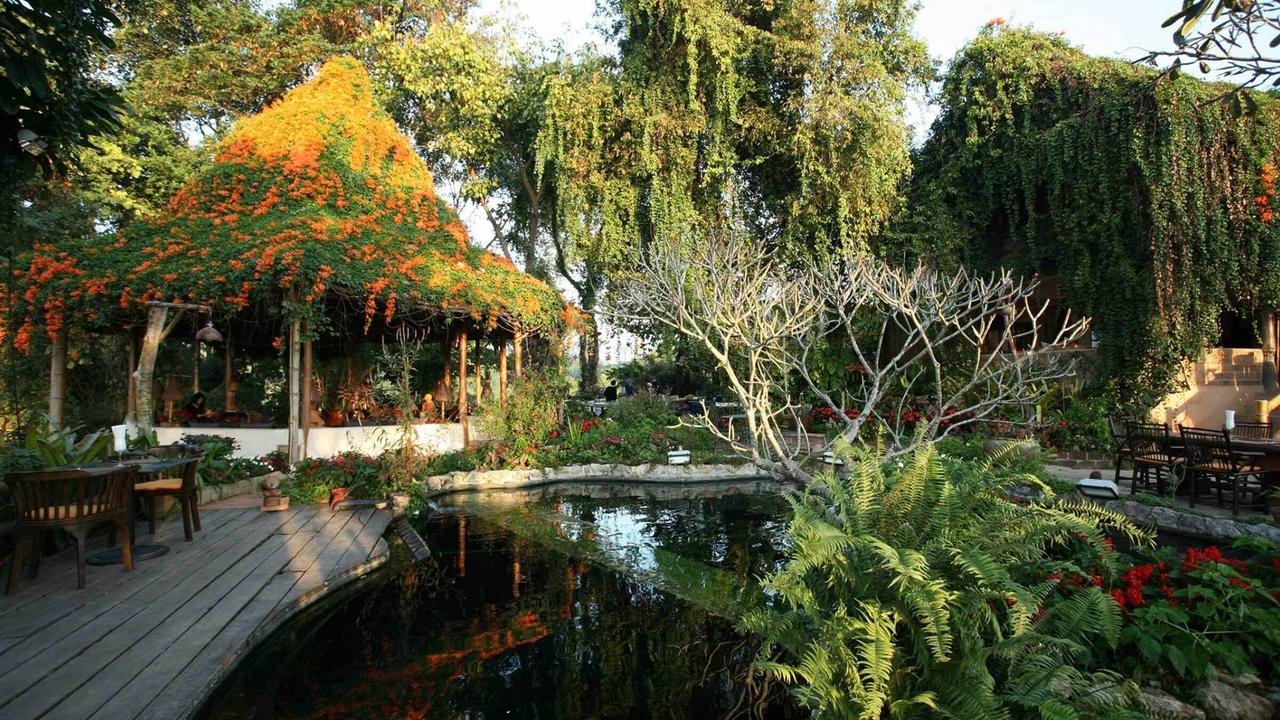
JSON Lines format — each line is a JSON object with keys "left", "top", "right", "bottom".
{"left": 420, "top": 462, "right": 773, "bottom": 497}
{"left": 1160, "top": 348, "right": 1277, "bottom": 431}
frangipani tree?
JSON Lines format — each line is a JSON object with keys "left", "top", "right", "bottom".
{"left": 609, "top": 231, "right": 1089, "bottom": 484}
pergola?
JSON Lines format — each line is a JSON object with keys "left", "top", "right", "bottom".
{"left": 7, "top": 57, "right": 580, "bottom": 462}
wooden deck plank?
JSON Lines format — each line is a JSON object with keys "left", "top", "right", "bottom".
{"left": 0, "top": 504, "right": 391, "bottom": 720}
{"left": 0, "top": 509, "right": 287, "bottom": 679}
{"left": 136, "top": 518, "right": 393, "bottom": 720}
{"left": 0, "top": 514, "right": 291, "bottom": 719}
{"left": 0, "top": 509, "right": 262, "bottom": 643}
{"left": 0, "top": 508, "right": 255, "bottom": 622}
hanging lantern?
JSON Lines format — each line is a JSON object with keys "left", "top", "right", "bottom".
{"left": 196, "top": 321, "right": 223, "bottom": 344}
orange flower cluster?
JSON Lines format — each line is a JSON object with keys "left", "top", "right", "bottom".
{"left": 3, "top": 56, "right": 575, "bottom": 353}
{"left": 1257, "top": 163, "right": 1277, "bottom": 224}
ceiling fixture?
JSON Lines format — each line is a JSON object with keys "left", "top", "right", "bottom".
{"left": 16, "top": 129, "right": 48, "bottom": 156}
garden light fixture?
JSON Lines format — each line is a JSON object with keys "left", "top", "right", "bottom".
{"left": 1075, "top": 477, "right": 1120, "bottom": 500}
{"left": 195, "top": 321, "right": 223, "bottom": 344}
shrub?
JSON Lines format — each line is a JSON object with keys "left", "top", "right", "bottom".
{"left": 1109, "top": 543, "right": 1280, "bottom": 686}
{"left": 287, "top": 452, "right": 384, "bottom": 503}
{"left": 739, "top": 440, "right": 1150, "bottom": 719}
{"left": 478, "top": 372, "right": 567, "bottom": 468}
{"left": 179, "top": 434, "right": 270, "bottom": 486}
{"left": 1041, "top": 395, "right": 1112, "bottom": 451}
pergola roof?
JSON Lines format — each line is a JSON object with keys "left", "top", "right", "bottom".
{"left": 7, "top": 57, "right": 579, "bottom": 353}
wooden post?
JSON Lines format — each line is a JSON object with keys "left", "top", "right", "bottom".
{"left": 126, "top": 331, "right": 138, "bottom": 423}
{"left": 1261, "top": 309, "right": 1277, "bottom": 392}
{"left": 497, "top": 339, "right": 508, "bottom": 406}
{"left": 223, "top": 334, "right": 237, "bottom": 411}
{"left": 48, "top": 333, "right": 67, "bottom": 430}
{"left": 287, "top": 319, "right": 302, "bottom": 465}
{"left": 301, "top": 325, "right": 313, "bottom": 455}
{"left": 513, "top": 332, "right": 524, "bottom": 380}
{"left": 192, "top": 339, "right": 201, "bottom": 393}
{"left": 458, "top": 327, "right": 469, "bottom": 448}
{"left": 473, "top": 338, "right": 481, "bottom": 402}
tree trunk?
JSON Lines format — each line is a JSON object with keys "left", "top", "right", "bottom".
{"left": 133, "top": 306, "right": 173, "bottom": 437}
{"left": 513, "top": 332, "right": 524, "bottom": 380}
{"left": 48, "top": 333, "right": 67, "bottom": 430}
{"left": 578, "top": 315, "right": 600, "bottom": 394}
{"left": 1261, "top": 309, "right": 1278, "bottom": 392}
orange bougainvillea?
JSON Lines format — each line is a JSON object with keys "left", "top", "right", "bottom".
{"left": 4, "top": 57, "right": 575, "bottom": 351}
{"left": 1257, "top": 163, "right": 1277, "bottom": 224}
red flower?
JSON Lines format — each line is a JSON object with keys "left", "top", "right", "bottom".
{"left": 603, "top": 435, "right": 622, "bottom": 445}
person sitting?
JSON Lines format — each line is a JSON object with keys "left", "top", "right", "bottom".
{"left": 175, "top": 392, "right": 211, "bottom": 423}
{"left": 603, "top": 382, "right": 618, "bottom": 402}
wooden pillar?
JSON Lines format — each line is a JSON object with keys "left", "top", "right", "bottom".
{"left": 48, "top": 332, "right": 67, "bottom": 430}
{"left": 223, "top": 334, "right": 237, "bottom": 411}
{"left": 192, "top": 338, "right": 201, "bottom": 394}
{"left": 126, "top": 331, "right": 138, "bottom": 423}
{"left": 497, "top": 340, "right": 508, "bottom": 406}
{"left": 473, "top": 338, "right": 481, "bottom": 401}
{"left": 458, "top": 327, "right": 469, "bottom": 448}
{"left": 287, "top": 319, "right": 302, "bottom": 464}
{"left": 441, "top": 329, "right": 453, "bottom": 389}
{"left": 301, "top": 326, "right": 313, "bottom": 456}
{"left": 513, "top": 332, "right": 524, "bottom": 380}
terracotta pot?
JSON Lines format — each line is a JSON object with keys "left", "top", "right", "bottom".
{"left": 323, "top": 409, "right": 345, "bottom": 427}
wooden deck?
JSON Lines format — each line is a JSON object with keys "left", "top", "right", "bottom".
{"left": 0, "top": 503, "right": 394, "bottom": 720}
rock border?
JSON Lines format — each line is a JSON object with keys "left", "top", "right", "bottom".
{"left": 420, "top": 462, "right": 773, "bottom": 497}
{"left": 1104, "top": 499, "right": 1280, "bottom": 545}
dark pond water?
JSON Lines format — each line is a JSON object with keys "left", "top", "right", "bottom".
{"left": 199, "top": 481, "right": 804, "bottom": 720}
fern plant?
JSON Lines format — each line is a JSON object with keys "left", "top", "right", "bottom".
{"left": 739, "top": 439, "right": 1153, "bottom": 719}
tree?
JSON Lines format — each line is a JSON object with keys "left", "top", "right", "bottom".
{"left": 1144, "top": 0, "right": 1280, "bottom": 99}
{"left": 609, "top": 231, "right": 1086, "bottom": 485}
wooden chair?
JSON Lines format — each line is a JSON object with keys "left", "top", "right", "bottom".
{"left": 1179, "top": 426, "right": 1269, "bottom": 516}
{"left": 1229, "top": 421, "right": 1273, "bottom": 440}
{"left": 6, "top": 466, "right": 136, "bottom": 594}
{"left": 1109, "top": 416, "right": 1135, "bottom": 483}
{"left": 132, "top": 445, "right": 203, "bottom": 542}
{"left": 1126, "top": 421, "right": 1178, "bottom": 495}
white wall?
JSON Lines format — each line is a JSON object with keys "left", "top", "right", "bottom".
{"left": 155, "top": 422, "right": 472, "bottom": 459}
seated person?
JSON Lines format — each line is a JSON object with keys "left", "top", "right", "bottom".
{"left": 175, "top": 392, "right": 211, "bottom": 423}
{"left": 603, "top": 382, "right": 619, "bottom": 402}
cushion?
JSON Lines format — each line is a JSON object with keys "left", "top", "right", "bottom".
{"left": 134, "top": 478, "right": 184, "bottom": 492}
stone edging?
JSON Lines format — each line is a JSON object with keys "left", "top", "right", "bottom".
{"left": 1104, "top": 499, "right": 1280, "bottom": 545}
{"left": 421, "top": 462, "right": 772, "bottom": 496}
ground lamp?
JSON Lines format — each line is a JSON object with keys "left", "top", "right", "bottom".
{"left": 161, "top": 375, "right": 185, "bottom": 424}
{"left": 1075, "top": 476, "right": 1121, "bottom": 500}
{"left": 667, "top": 447, "right": 691, "bottom": 465}
{"left": 820, "top": 450, "right": 846, "bottom": 467}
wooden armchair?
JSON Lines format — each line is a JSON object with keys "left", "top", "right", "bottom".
{"left": 132, "top": 444, "right": 203, "bottom": 542}
{"left": 1229, "top": 421, "right": 1273, "bottom": 440}
{"left": 1126, "top": 421, "right": 1178, "bottom": 495}
{"left": 1108, "top": 416, "right": 1135, "bottom": 483}
{"left": 1179, "top": 426, "right": 1268, "bottom": 516}
{"left": 6, "top": 466, "right": 136, "bottom": 594}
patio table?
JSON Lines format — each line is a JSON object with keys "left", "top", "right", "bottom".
{"left": 74, "top": 456, "right": 201, "bottom": 566}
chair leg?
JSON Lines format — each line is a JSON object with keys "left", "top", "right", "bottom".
{"left": 119, "top": 520, "right": 133, "bottom": 572}
{"left": 190, "top": 493, "right": 201, "bottom": 533}
{"left": 148, "top": 496, "right": 158, "bottom": 536}
{"left": 73, "top": 529, "right": 88, "bottom": 590}
{"left": 7, "top": 529, "right": 25, "bottom": 595}
{"left": 180, "top": 496, "right": 193, "bottom": 542}
{"left": 28, "top": 529, "right": 42, "bottom": 578}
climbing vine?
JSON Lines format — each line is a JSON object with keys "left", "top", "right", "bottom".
{"left": 896, "top": 25, "right": 1280, "bottom": 406}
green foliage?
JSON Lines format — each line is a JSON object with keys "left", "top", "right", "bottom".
{"left": 899, "top": 24, "right": 1280, "bottom": 407}
{"left": 1041, "top": 395, "right": 1112, "bottom": 452}
{"left": 178, "top": 433, "right": 270, "bottom": 487}
{"left": 478, "top": 372, "right": 568, "bottom": 468}
{"left": 1110, "top": 544, "right": 1280, "bottom": 687}
{"left": 23, "top": 423, "right": 112, "bottom": 467}
{"left": 286, "top": 451, "right": 385, "bottom": 504}
{"left": 740, "top": 440, "right": 1151, "bottom": 719}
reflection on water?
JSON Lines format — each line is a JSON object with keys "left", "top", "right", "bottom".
{"left": 200, "top": 484, "right": 802, "bottom": 719}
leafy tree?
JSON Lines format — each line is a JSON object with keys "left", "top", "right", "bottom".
{"left": 1144, "top": 0, "right": 1280, "bottom": 99}
{"left": 741, "top": 441, "right": 1150, "bottom": 719}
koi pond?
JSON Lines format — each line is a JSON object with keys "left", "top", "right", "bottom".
{"left": 199, "top": 481, "right": 806, "bottom": 719}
